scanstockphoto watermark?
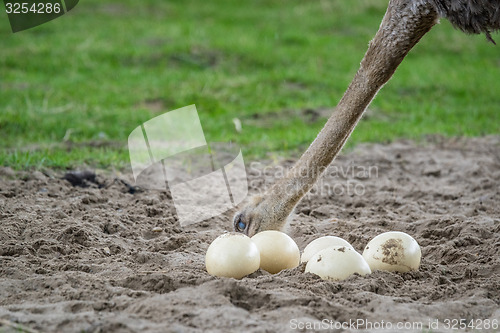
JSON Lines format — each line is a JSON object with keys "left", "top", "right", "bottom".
{"left": 290, "top": 318, "right": 499, "bottom": 332}
{"left": 249, "top": 161, "right": 379, "bottom": 197}
{"left": 127, "top": 104, "right": 378, "bottom": 226}
{"left": 289, "top": 318, "right": 423, "bottom": 331}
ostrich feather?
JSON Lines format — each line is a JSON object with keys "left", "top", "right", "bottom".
{"left": 430, "top": 0, "right": 500, "bottom": 43}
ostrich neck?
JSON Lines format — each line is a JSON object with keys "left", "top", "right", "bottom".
{"left": 267, "top": 0, "right": 439, "bottom": 213}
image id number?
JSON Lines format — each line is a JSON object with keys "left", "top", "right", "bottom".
{"left": 443, "top": 319, "right": 498, "bottom": 330}
{"left": 5, "top": 2, "right": 62, "bottom": 14}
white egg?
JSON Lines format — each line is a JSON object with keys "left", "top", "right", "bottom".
{"left": 251, "top": 230, "right": 300, "bottom": 274}
{"left": 301, "top": 236, "right": 353, "bottom": 263}
{"left": 205, "top": 233, "right": 260, "bottom": 279}
{"left": 305, "top": 246, "right": 371, "bottom": 281}
{"left": 362, "top": 231, "right": 421, "bottom": 272}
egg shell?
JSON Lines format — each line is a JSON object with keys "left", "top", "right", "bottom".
{"left": 251, "top": 230, "right": 300, "bottom": 274}
{"left": 301, "top": 236, "right": 353, "bottom": 263}
{"left": 205, "top": 233, "right": 260, "bottom": 279}
{"left": 305, "top": 246, "right": 371, "bottom": 281}
{"left": 362, "top": 231, "right": 421, "bottom": 272}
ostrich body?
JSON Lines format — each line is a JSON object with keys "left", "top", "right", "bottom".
{"left": 234, "top": 0, "right": 500, "bottom": 236}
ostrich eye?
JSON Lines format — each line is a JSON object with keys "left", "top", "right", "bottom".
{"left": 236, "top": 220, "right": 246, "bottom": 232}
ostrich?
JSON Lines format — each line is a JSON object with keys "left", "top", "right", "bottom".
{"left": 234, "top": 0, "right": 500, "bottom": 236}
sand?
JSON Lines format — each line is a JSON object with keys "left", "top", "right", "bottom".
{"left": 1, "top": 136, "right": 499, "bottom": 333}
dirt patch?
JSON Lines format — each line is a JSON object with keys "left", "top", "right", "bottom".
{"left": 244, "top": 108, "right": 333, "bottom": 128}
{"left": 1, "top": 136, "right": 499, "bottom": 332}
{"left": 380, "top": 239, "right": 404, "bottom": 265}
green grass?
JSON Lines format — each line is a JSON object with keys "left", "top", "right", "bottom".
{"left": 1, "top": 0, "right": 499, "bottom": 170}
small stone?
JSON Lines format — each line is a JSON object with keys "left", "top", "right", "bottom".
{"left": 103, "top": 247, "right": 111, "bottom": 255}
{"left": 422, "top": 167, "right": 441, "bottom": 177}
{"left": 300, "top": 207, "right": 311, "bottom": 215}
{"left": 31, "top": 171, "right": 47, "bottom": 181}
{"left": 152, "top": 227, "right": 163, "bottom": 233}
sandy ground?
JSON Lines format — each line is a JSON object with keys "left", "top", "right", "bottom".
{"left": 1, "top": 136, "right": 499, "bottom": 333}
